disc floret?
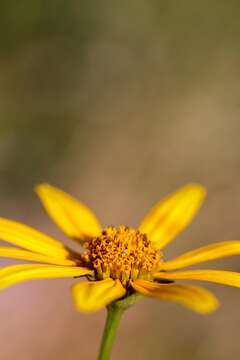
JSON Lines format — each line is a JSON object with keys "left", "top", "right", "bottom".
{"left": 82, "top": 226, "right": 162, "bottom": 286}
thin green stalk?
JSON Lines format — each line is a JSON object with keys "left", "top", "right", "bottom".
{"left": 97, "top": 304, "right": 124, "bottom": 360}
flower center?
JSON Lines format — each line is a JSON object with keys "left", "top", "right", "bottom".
{"left": 82, "top": 226, "right": 162, "bottom": 286}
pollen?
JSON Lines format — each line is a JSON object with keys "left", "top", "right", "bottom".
{"left": 82, "top": 226, "right": 162, "bottom": 287}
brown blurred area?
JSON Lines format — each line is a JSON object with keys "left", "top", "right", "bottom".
{"left": 0, "top": 1, "right": 240, "bottom": 359}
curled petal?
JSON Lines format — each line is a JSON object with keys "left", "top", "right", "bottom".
{"left": 155, "top": 270, "right": 240, "bottom": 288}
{"left": 161, "top": 241, "right": 240, "bottom": 271}
{"left": 0, "top": 264, "right": 92, "bottom": 290}
{"left": 72, "top": 279, "right": 126, "bottom": 312}
{"left": 139, "top": 184, "right": 206, "bottom": 249}
{"left": 132, "top": 279, "right": 219, "bottom": 314}
{"left": 36, "top": 183, "right": 101, "bottom": 241}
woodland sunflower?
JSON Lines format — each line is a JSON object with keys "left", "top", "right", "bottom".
{"left": 0, "top": 183, "right": 240, "bottom": 315}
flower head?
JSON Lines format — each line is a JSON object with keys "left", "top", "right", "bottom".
{"left": 1, "top": 183, "right": 240, "bottom": 314}
{"left": 82, "top": 225, "right": 162, "bottom": 285}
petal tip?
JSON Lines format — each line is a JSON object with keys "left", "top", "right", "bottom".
{"left": 184, "top": 183, "right": 207, "bottom": 197}
{"left": 34, "top": 183, "right": 51, "bottom": 194}
{"left": 200, "top": 297, "right": 220, "bottom": 315}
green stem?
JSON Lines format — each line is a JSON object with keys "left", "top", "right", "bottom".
{"left": 97, "top": 304, "right": 124, "bottom": 360}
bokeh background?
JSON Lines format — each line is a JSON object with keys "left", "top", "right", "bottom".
{"left": 1, "top": 1, "right": 240, "bottom": 359}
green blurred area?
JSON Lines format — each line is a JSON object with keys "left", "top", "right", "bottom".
{"left": 0, "top": 1, "right": 239, "bottom": 195}
{"left": 0, "top": 2, "right": 240, "bottom": 360}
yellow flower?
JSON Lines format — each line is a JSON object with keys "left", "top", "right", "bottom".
{"left": 1, "top": 183, "right": 240, "bottom": 314}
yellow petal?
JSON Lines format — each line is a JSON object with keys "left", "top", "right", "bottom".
{"left": 36, "top": 183, "right": 101, "bottom": 241}
{"left": 0, "top": 246, "right": 77, "bottom": 266}
{"left": 72, "top": 278, "right": 126, "bottom": 312}
{"left": 155, "top": 270, "right": 240, "bottom": 288}
{"left": 139, "top": 184, "right": 206, "bottom": 249}
{"left": 132, "top": 279, "right": 219, "bottom": 314}
{"left": 0, "top": 264, "right": 92, "bottom": 290}
{"left": 0, "top": 218, "right": 71, "bottom": 258}
{"left": 161, "top": 241, "right": 240, "bottom": 271}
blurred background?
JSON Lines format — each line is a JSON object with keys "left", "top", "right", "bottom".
{"left": 0, "top": 1, "right": 240, "bottom": 359}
